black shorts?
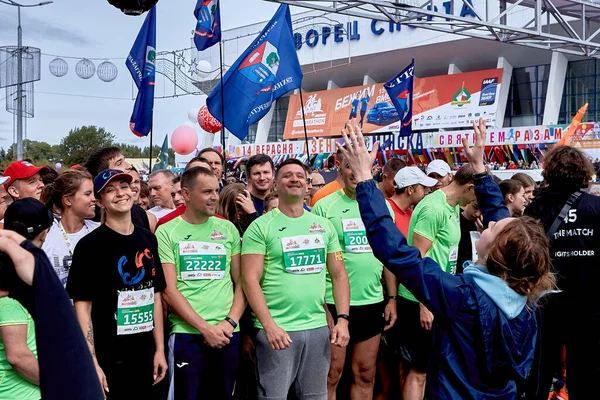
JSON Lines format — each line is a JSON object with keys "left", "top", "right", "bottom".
{"left": 389, "top": 296, "right": 433, "bottom": 372}
{"left": 327, "top": 302, "right": 385, "bottom": 343}
{"left": 349, "top": 110, "right": 358, "bottom": 119}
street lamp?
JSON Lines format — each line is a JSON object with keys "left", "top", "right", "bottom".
{"left": 0, "top": 0, "right": 53, "bottom": 160}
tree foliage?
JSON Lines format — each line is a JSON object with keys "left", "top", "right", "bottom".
{"left": 59, "top": 126, "right": 116, "bottom": 166}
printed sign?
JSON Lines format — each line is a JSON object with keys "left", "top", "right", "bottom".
{"left": 283, "top": 68, "right": 504, "bottom": 139}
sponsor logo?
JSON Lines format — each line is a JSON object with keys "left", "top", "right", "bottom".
{"left": 211, "top": 230, "right": 227, "bottom": 240}
{"left": 279, "top": 227, "right": 287, "bottom": 232}
{"left": 181, "top": 243, "right": 197, "bottom": 253}
{"left": 309, "top": 223, "right": 326, "bottom": 233}
{"left": 285, "top": 239, "right": 300, "bottom": 250}
{"left": 451, "top": 82, "right": 472, "bottom": 106}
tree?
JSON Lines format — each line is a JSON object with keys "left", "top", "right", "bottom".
{"left": 59, "top": 126, "right": 115, "bottom": 167}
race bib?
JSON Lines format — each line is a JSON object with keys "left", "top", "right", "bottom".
{"left": 449, "top": 247, "right": 458, "bottom": 275}
{"left": 342, "top": 218, "right": 371, "bottom": 253}
{"left": 117, "top": 288, "right": 154, "bottom": 336}
{"left": 179, "top": 241, "right": 227, "bottom": 280}
{"left": 281, "top": 235, "right": 326, "bottom": 274}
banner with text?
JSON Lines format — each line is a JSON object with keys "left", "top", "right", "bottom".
{"left": 228, "top": 124, "right": 567, "bottom": 158}
{"left": 283, "top": 68, "right": 504, "bottom": 140}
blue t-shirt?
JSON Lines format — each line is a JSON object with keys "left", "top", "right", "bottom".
{"left": 360, "top": 97, "right": 370, "bottom": 111}
{"left": 351, "top": 99, "right": 360, "bottom": 113}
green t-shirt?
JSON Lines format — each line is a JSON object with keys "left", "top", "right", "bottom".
{"left": 399, "top": 189, "right": 461, "bottom": 302}
{"left": 242, "top": 209, "right": 341, "bottom": 332}
{"left": 312, "top": 189, "right": 393, "bottom": 306}
{"left": 0, "top": 297, "right": 40, "bottom": 400}
{"left": 156, "top": 216, "right": 241, "bottom": 335}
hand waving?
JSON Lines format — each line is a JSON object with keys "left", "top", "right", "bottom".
{"left": 462, "top": 118, "right": 487, "bottom": 174}
{"left": 335, "top": 124, "right": 379, "bottom": 183}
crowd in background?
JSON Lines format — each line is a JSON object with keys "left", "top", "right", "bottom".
{"left": 0, "top": 121, "right": 597, "bottom": 400}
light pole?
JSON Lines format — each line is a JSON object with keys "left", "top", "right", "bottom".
{"left": 0, "top": 0, "right": 53, "bottom": 160}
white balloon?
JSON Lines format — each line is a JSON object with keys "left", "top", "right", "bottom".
{"left": 183, "top": 121, "right": 196, "bottom": 129}
{"left": 188, "top": 107, "right": 200, "bottom": 124}
{"left": 197, "top": 60, "right": 212, "bottom": 78}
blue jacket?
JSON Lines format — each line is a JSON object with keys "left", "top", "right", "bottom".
{"left": 356, "top": 176, "right": 537, "bottom": 399}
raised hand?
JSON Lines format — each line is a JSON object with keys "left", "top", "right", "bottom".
{"left": 335, "top": 124, "right": 379, "bottom": 183}
{"left": 462, "top": 117, "right": 487, "bottom": 174}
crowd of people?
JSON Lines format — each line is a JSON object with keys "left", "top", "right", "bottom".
{"left": 0, "top": 119, "right": 597, "bottom": 400}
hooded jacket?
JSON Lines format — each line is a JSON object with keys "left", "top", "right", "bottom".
{"left": 356, "top": 176, "right": 537, "bottom": 399}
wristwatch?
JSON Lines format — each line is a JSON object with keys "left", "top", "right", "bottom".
{"left": 472, "top": 171, "right": 489, "bottom": 179}
{"left": 387, "top": 295, "right": 398, "bottom": 301}
{"left": 224, "top": 317, "right": 238, "bottom": 329}
{"left": 337, "top": 314, "right": 350, "bottom": 321}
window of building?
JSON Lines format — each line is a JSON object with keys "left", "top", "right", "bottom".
{"left": 559, "top": 59, "right": 599, "bottom": 124}
{"left": 504, "top": 64, "right": 549, "bottom": 126}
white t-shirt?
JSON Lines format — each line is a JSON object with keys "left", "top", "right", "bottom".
{"left": 42, "top": 219, "right": 100, "bottom": 286}
{"left": 148, "top": 206, "right": 174, "bottom": 219}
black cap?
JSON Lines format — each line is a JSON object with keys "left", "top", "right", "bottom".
{"left": 4, "top": 198, "right": 54, "bottom": 240}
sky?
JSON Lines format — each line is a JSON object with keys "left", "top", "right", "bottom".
{"left": 0, "top": 0, "right": 284, "bottom": 149}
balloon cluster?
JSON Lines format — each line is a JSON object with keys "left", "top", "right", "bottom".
{"left": 170, "top": 104, "right": 223, "bottom": 155}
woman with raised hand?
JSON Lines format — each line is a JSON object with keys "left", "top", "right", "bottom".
{"left": 217, "top": 183, "right": 259, "bottom": 237}
{"left": 40, "top": 170, "right": 100, "bottom": 286}
{"left": 336, "top": 119, "right": 555, "bottom": 399}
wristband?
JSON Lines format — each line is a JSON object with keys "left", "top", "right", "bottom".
{"left": 387, "top": 295, "right": 398, "bottom": 300}
{"left": 224, "top": 317, "right": 238, "bottom": 329}
{"left": 472, "top": 171, "right": 489, "bottom": 179}
{"left": 337, "top": 313, "right": 350, "bottom": 321}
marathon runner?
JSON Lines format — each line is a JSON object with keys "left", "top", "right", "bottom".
{"left": 156, "top": 166, "right": 246, "bottom": 400}
{"left": 241, "top": 158, "right": 350, "bottom": 400}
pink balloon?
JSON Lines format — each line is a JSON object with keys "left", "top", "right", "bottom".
{"left": 171, "top": 125, "right": 198, "bottom": 155}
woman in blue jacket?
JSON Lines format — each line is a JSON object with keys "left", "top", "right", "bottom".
{"left": 336, "top": 119, "right": 555, "bottom": 399}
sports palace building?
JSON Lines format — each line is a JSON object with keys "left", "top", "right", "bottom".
{"left": 188, "top": 0, "right": 600, "bottom": 169}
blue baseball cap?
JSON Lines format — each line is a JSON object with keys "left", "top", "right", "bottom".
{"left": 94, "top": 169, "right": 133, "bottom": 197}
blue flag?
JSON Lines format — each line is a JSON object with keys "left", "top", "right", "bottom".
{"left": 194, "top": 0, "right": 221, "bottom": 51}
{"left": 384, "top": 59, "right": 414, "bottom": 137}
{"left": 206, "top": 4, "right": 303, "bottom": 140}
{"left": 126, "top": 6, "right": 156, "bottom": 137}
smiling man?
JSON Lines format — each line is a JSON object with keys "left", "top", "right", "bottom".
{"left": 246, "top": 154, "right": 274, "bottom": 215}
{"left": 3, "top": 160, "right": 48, "bottom": 201}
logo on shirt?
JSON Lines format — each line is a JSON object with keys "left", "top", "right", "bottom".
{"left": 211, "top": 230, "right": 227, "bottom": 240}
{"left": 342, "top": 209, "right": 350, "bottom": 213}
{"left": 285, "top": 239, "right": 300, "bottom": 250}
{"left": 118, "top": 248, "right": 153, "bottom": 286}
{"left": 344, "top": 220, "right": 360, "bottom": 231}
{"left": 279, "top": 227, "right": 287, "bottom": 232}
{"left": 184, "top": 234, "right": 192, "bottom": 240}
{"left": 309, "top": 223, "right": 326, "bottom": 233}
{"left": 181, "top": 243, "right": 198, "bottom": 253}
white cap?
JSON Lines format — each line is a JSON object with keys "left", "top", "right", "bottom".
{"left": 394, "top": 167, "right": 438, "bottom": 189}
{"left": 426, "top": 160, "right": 451, "bottom": 177}
{"left": 0, "top": 176, "right": 9, "bottom": 186}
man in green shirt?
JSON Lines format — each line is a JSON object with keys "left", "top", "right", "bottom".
{"left": 313, "top": 156, "right": 396, "bottom": 400}
{"left": 157, "top": 166, "right": 246, "bottom": 400}
{"left": 242, "top": 158, "right": 350, "bottom": 400}
{"left": 398, "top": 163, "right": 476, "bottom": 400}
{"left": 0, "top": 296, "right": 40, "bottom": 400}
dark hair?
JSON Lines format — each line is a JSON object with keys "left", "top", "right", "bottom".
{"left": 511, "top": 172, "right": 535, "bottom": 188}
{"left": 172, "top": 175, "right": 181, "bottom": 185}
{"left": 394, "top": 184, "right": 419, "bottom": 195}
{"left": 40, "top": 167, "right": 59, "bottom": 185}
{"left": 276, "top": 158, "right": 307, "bottom": 179}
{"left": 499, "top": 179, "right": 524, "bottom": 200}
{"left": 453, "top": 163, "right": 475, "bottom": 186}
{"left": 264, "top": 191, "right": 279, "bottom": 205}
{"left": 486, "top": 217, "right": 555, "bottom": 303}
{"left": 247, "top": 154, "right": 274, "bottom": 175}
{"left": 85, "top": 147, "right": 122, "bottom": 177}
{"left": 41, "top": 170, "right": 94, "bottom": 214}
{"left": 185, "top": 156, "right": 211, "bottom": 171}
{"left": 198, "top": 148, "right": 224, "bottom": 164}
{"left": 181, "top": 166, "right": 215, "bottom": 190}
{"left": 383, "top": 158, "right": 407, "bottom": 177}
{"left": 542, "top": 146, "right": 593, "bottom": 188}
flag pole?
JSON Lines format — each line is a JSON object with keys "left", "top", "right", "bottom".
{"left": 149, "top": 128, "right": 153, "bottom": 172}
{"left": 298, "top": 88, "right": 311, "bottom": 162}
{"left": 219, "top": 40, "right": 227, "bottom": 178}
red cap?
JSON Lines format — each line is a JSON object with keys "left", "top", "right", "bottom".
{"left": 4, "top": 160, "right": 47, "bottom": 189}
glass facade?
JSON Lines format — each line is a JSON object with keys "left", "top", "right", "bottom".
{"left": 504, "top": 64, "right": 549, "bottom": 126}
{"left": 559, "top": 59, "right": 598, "bottom": 124}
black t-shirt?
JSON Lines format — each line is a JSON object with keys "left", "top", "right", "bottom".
{"left": 457, "top": 213, "right": 477, "bottom": 274}
{"left": 66, "top": 224, "right": 166, "bottom": 367}
{"left": 251, "top": 193, "right": 265, "bottom": 215}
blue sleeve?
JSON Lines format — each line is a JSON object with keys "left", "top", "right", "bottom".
{"left": 474, "top": 175, "right": 511, "bottom": 228}
{"left": 356, "top": 180, "right": 464, "bottom": 318}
